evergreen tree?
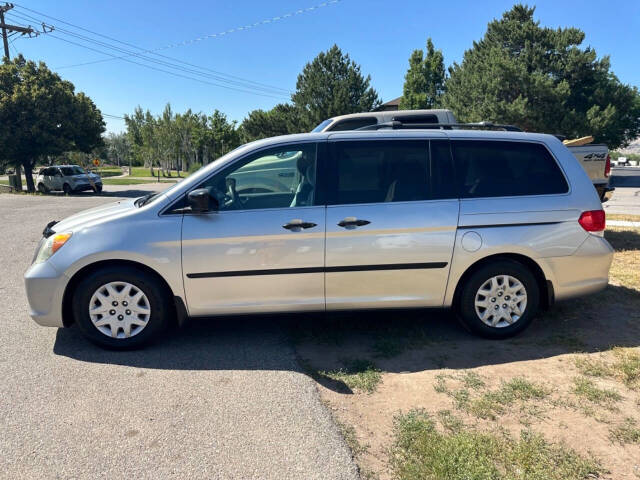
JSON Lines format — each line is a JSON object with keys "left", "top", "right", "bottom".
{"left": 400, "top": 38, "right": 446, "bottom": 109}
{"left": 292, "top": 45, "right": 380, "bottom": 129}
{"left": 442, "top": 4, "right": 640, "bottom": 148}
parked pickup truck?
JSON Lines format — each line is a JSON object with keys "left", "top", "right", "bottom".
{"left": 565, "top": 144, "right": 612, "bottom": 201}
{"left": 312, "top": 109, "right": 613, "bottom": 201}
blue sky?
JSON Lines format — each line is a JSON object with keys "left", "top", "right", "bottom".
{"left": 6, "top": 0, "right": 640, "bottom": 133}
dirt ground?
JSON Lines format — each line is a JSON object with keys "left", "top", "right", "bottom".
{"left": 295, "top": 226, "right": 640, "bottom": 479}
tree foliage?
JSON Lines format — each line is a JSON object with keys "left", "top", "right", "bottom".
{"left": 104, "top": 132, "right": 130, "bottom": 167}
{"left": 0, "top": 55, "right": 105, "bottom": 190}
{"left": 442, "top": 4, "right": 640, "bottom": 148}
{"left": 241, "top": 103, "right": 304, "bottom": 142}
{"left": 400, "top": 38, "right": 446, "bottom": 110}
{"left": 124, "top": 104, "right": 240, "bottom": 174}
{"left": 291, "top": 44, "right": 381, "bottom": 130}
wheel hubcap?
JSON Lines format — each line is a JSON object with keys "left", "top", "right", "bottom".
{"left": 474, "top": 275, "right": 527, "bottom": 328}
{"left": 88, "top": 281, "right": 151, "bottom": 339}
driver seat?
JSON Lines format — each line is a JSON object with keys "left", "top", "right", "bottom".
{"left": 290, "top": 154, "right": 316, "bottom": 207}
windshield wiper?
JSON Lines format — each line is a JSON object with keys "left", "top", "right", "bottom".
{"left": 135, "top": 193, "right": 155, "bottom": 207}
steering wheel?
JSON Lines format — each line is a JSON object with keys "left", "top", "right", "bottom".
{"left": 224, "top": 177, "right": 245, "bottom": 209}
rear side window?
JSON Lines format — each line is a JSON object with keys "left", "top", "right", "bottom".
{"left": 452, "top": 140, "right": 568, "bottom": 198}
{"left": 327, "top": 140, "right": 455, "bottom": 205}
{"left": 328, "top": 118, "right": 377, "bottom": 131}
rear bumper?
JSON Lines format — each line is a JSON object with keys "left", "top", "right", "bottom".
{"left": 540, "top": 234, "right": 613, "bottom": 302}
{"left": 24, "top": 261, "right": 68, "bottom": 327}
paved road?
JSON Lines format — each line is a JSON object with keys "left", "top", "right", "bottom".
{"left": 0, "top": 192, "right": 358, "bottom": 480}
{"left": 604, "top": 168, "right": 640, "bottom": 216}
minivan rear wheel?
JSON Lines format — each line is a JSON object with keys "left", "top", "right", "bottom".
{"left": 72, "top": 266, "right": 171, "bottom": 349}
{"left": 457, "top": 260, "right": 539, "bottom": 339}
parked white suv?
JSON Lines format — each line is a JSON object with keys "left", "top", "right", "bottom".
{"left": 36, "top": 165, "right": 102, "bottom": 194}
{"left": 25, "top": 127, "right": 613, "bottom": 349}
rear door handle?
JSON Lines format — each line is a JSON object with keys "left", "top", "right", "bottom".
{"left": 283, "top": 219, "right": 317, "bottom": 230}
{"left": 337, "top": 217, "right": 371, "bottom": 228}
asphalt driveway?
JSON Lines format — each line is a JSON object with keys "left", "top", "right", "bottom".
{"left": 0, "top": 192, "right": 358, "bottom": 479}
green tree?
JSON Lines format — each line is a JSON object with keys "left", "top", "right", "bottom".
{"left": 209, "top": 109, "right": 240, "bottom": 157}
{"left": 104, "top": 132, "right": 131, "bottom": 168}
{"left": 399, "top": 38, "right": 446, "bottom": 110}
{"left": 442, "top": 4, "right": 640, "bottom": 148}
{"left": 0, "top": 55, "right": 105, "bottom": 191}
{"left": 240, "top": 103, "right": 304, "bottom": 142}
{"left": 292, "top": 45, "right": 381, "bottom": 130}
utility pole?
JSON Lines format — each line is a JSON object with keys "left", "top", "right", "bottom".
{"left": 0, "top": 3, "right": 52, "bottom": 61}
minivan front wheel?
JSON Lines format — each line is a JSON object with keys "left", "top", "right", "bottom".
{"left": 457, "top": 260, "right": 539, "bottom": 339}
{"left": 72, "top": 266, "right": 171, "bottom": 349}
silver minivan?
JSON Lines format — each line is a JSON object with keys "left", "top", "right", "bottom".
{"left": 25, "top": 129, "right": 613, "bottom": 348}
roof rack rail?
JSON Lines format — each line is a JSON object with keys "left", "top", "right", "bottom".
{"left": 356, "top": 121, "right": 522, "bottom": 132}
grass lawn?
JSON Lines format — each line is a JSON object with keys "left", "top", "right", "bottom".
{"left": 294, "top": 223, "right": 640, "bottom": 479}
{"left": 607, "top": 213, "right": 640, "bottom": 223}
{"left": 94, "top": 167, "right": 124, "bottom": 178}
{"left": 0, "top": 179, "right": 8, "bottom": 185}
{"left": 129, "top": 167, "right": 184, "bottom": 178}
{"left": 101, "top": 178, "right": 178, "bottom": 185}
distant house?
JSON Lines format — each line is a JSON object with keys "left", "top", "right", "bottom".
{"left": 374, "top": 96, "right": 402, "bottom": 112}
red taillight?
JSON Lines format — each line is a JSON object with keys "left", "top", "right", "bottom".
{"left": 604, "top": 154, "right": 611, "bottom": 178}
{"left": 579, "top": 210, "right": 606, "bottom": 232}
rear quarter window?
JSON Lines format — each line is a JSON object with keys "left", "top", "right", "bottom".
{"left": 327, "top": 118, "right": 377, "bottom": 131}
{"left": 392, "top": 114, "right": 439, "bottom": 124}
{"left": 452, "top": 140, "right": 568, "bottom": 198}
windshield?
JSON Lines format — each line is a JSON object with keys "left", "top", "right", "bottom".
{"left": 135, "top": 145, "right": 247, "bottom": 208}
{"left": 311, "top": 118, "right": 333, "bottom": 132}
{"left": 60, "top": 166, "right": 86, "bottom": 176}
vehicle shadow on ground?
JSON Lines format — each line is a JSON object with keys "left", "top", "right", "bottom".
{"left": 53, "top": 228, "right": 640, "bottom": 394}
{"left": 52, "top": 283, "right": 640, "bottom": 394}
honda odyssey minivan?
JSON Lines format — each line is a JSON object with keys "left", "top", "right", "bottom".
{"left": 25, "top": 128, "right": 613, "bottom": 348}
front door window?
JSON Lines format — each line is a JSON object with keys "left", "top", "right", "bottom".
{"left": 196, "top": 144, "right": 317, "bottom": 211}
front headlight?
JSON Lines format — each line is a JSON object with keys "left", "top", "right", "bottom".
{"left": 34, "top": 232, "right": 72, "bottom": 264}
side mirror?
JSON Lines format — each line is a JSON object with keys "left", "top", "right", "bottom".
{"left": 187, "top": 188, "right": 218, "bottom": 213}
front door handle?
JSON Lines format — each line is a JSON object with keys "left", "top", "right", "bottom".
{"left": 283, "top": 219, "right": 317, "bottom": 230}
{"left": 337, "top": 217, "right": 371, "bottom": 228}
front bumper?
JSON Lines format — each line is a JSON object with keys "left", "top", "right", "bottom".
{"left": 72, "top": 181, "right": 102, "bottom": 192}
{"left": 24, "top": 260, "right": 69, "bottom": 327}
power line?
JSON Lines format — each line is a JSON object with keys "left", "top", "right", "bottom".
{"left": 9, "top": 35, "right": 17, "bottom": 55}
{"left": 10, "top": 1, "right": 341, "bottom": 91}
{"left": 1, "top": 2, "right": 36, "bottom": 60}
{"left": 45, "top": 32, "right": 288, "bottom": 100}
{"left": 10, "top": 10, "right": 290, "bottom": 96}
{"left": 7, "top": 10, "right": 290, "bottom": 98}
{"left": 8, "top": 9, "right": 294, "bottom": 96}
{"left": 14, "top": 1, "right": 340, "bottom": 66}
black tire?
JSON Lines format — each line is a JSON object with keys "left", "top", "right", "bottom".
{"left": 72, "top": 265, "right": 172, "bottom": 349}
{"left": 94, "top": 184, "right": 103, "bottom": 193}
{"left": 63, "top": 183, "right": 72, "bottom": 195}
{"left": 457, "top": 259, "right": 539, "bottom": 339}
{"left": 37, "top": 183, "right": 48, "bottom": 193}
